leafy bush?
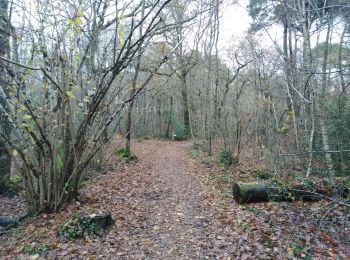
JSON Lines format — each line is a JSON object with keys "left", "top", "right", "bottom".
{"left": 218, "top": 150, "right": 238, "bottom": 167}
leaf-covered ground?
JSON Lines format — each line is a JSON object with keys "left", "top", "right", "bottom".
{"left": 0, "top": 139, "right": 349, "bottom": 259}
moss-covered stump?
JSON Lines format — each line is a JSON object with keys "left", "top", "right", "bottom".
{"left": 59, "top": 210, "right": 114, "bottom": 239}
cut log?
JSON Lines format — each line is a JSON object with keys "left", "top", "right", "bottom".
{"left": 233, "top": 182, "right": 269, "bottom": 204}
{"left": 0, "top": 216, "right": 17, "bottom": 227}
{"left": 233, "top": 182, "right": 322, "bottom": 204}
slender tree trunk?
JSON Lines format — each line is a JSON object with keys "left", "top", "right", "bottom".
{"left": 318, "top": 13, "right": 336, "bottom": 187}
{"left": 166, "top": 96, "right": 173, "bottom": 138}
{"left": 126, "top": 1, "right": 145, "bottom": 152}
{"left": 212, "top": 0, "right": 220, "bottom": 149}
{"left": 282, "top": 13, "right": 299, "bottom": 150}
{"left": 338, "top": 22, "right": 348, "bottom": 95}
{"left": 0, "top": 0, "right": 11, "bottom": 194}
{"left": 180, "top": 70, "right": 190, "bottom": 138}
{"left": 306, "top": 100, "right": 315, "bottom": 178}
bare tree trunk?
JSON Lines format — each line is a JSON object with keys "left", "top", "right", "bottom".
{"left": 212, "top": 0, "right": 220, "bottom": 150}
{"left": 180, "top": 70, "right": 190, "bottom": 137}
{"left": 126, "top": 1, "right": 145, "bottom": 152}
{"left": 306, "top": 100, "right": 315, "bottom": 178}
{"left": 338, "top": 21, "right": 348, "bottom": 95}
{"left": 282, "top": 8, "right": 299, "bottom": 150}
{"left": 318, "top": 12, "right": 336, "bottom": 187}
{"left": 166, "top": 96, "right": 173, "bottom": 138}
{"left": 0, "top": 0, "right": 11, "bottom": 194}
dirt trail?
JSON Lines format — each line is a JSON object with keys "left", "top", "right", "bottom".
{"left": 2, "top": 139, "right": 349, "bottom": 259}
{"left": 115, "top": 140, "right": 235, "bottom": 259}
{"left": 0, "top": 139, "right": 238, "bottom": 259}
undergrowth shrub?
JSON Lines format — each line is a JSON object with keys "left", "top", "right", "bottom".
{"left": 218, "top": 150, "right": 239, "bottom": 167}
{"left": 115, "top": 148, "right": 137, "bottom": 161}
{"left": 173, "top": 126, "right": 187, "bottom": 141}
{"left": 255, "top": 169, "right": 273, "bottom": 180}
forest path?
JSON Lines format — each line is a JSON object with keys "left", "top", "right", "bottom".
{"left": 112, "top": 139, "right": 235, "bottom": 259}
{"left": 0, "top": 139, "right": 239, "bottom": 259}
{"left": 2, "top": 139, "right": 348, "bottom": 258}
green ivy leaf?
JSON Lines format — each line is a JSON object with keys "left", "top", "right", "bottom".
{"left": 66, "top": 91, "right": 76, "bottom": 100}
{"left": 77, "top": 10, "right": 84, "bottom": 17}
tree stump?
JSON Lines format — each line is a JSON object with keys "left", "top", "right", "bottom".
{"left": 88, "top": 211, "right": 115, "bottom": 230}
{"left": 59, "top": 210, "right": 115, "bottom": 239}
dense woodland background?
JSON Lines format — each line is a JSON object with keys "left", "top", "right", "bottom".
{"left": 0, "top": 0, "right": 349, "bottom": 219}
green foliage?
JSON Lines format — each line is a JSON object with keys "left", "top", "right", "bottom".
{"left": 59, "top": 214, "right": 111, "bottom": 239}
{"left": 268, "top": 177, "right": 295, "bottom": 201}
{"left": 173, "top": 125, "right": 188, "bottom": 141}
{"left": 313, "top": 42, "right": 350, "bottom": 65}
{"left": 279, "top": 110, "right": 293, "bottom": 134}
{"left": 255, "top": 168, "right": 273, "bottom": 180}
{"left": 115, "top": 148, "right": 137, "bottom": 161}
{"left": 343, "top": 177, "right": 350, "bottom": 189}
{"left": 54, "top": 141, "right": 64, "bottom": 172}
{"left": 248, "top": 0, "right": 282, "bottom": 32}
{"left": 188, "top": 143, "right": 201, "bottom": 158}
{"left": 218, "top": 150, "right": 239, "bottom": 167}
{"left": 0, "top": 155, "right": 11, "bottom": 195}
{"left": 9, "top": 175, "right": 21, "bottom": 193}
{"left": 289, "top": 242, "right": 311, "bottom": 259}
{"left": 24, "top": 243, "right": 51, "bottom": 254}
{"left": 116, "top": 147, "right": 129, "bottom": 157}
{"left": 295, "top": 176, "right": 316, "bottom": 192}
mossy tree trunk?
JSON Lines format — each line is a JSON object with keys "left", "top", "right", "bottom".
{"left": 0, "top": 0, "right": 11, "bottom": 195}
{"left": 232, "top": 182, "right": 324, "bottom": 204}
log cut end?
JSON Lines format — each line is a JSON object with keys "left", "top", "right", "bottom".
{"left": 233, "top": 182, "right": 269, "bottom": 204}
